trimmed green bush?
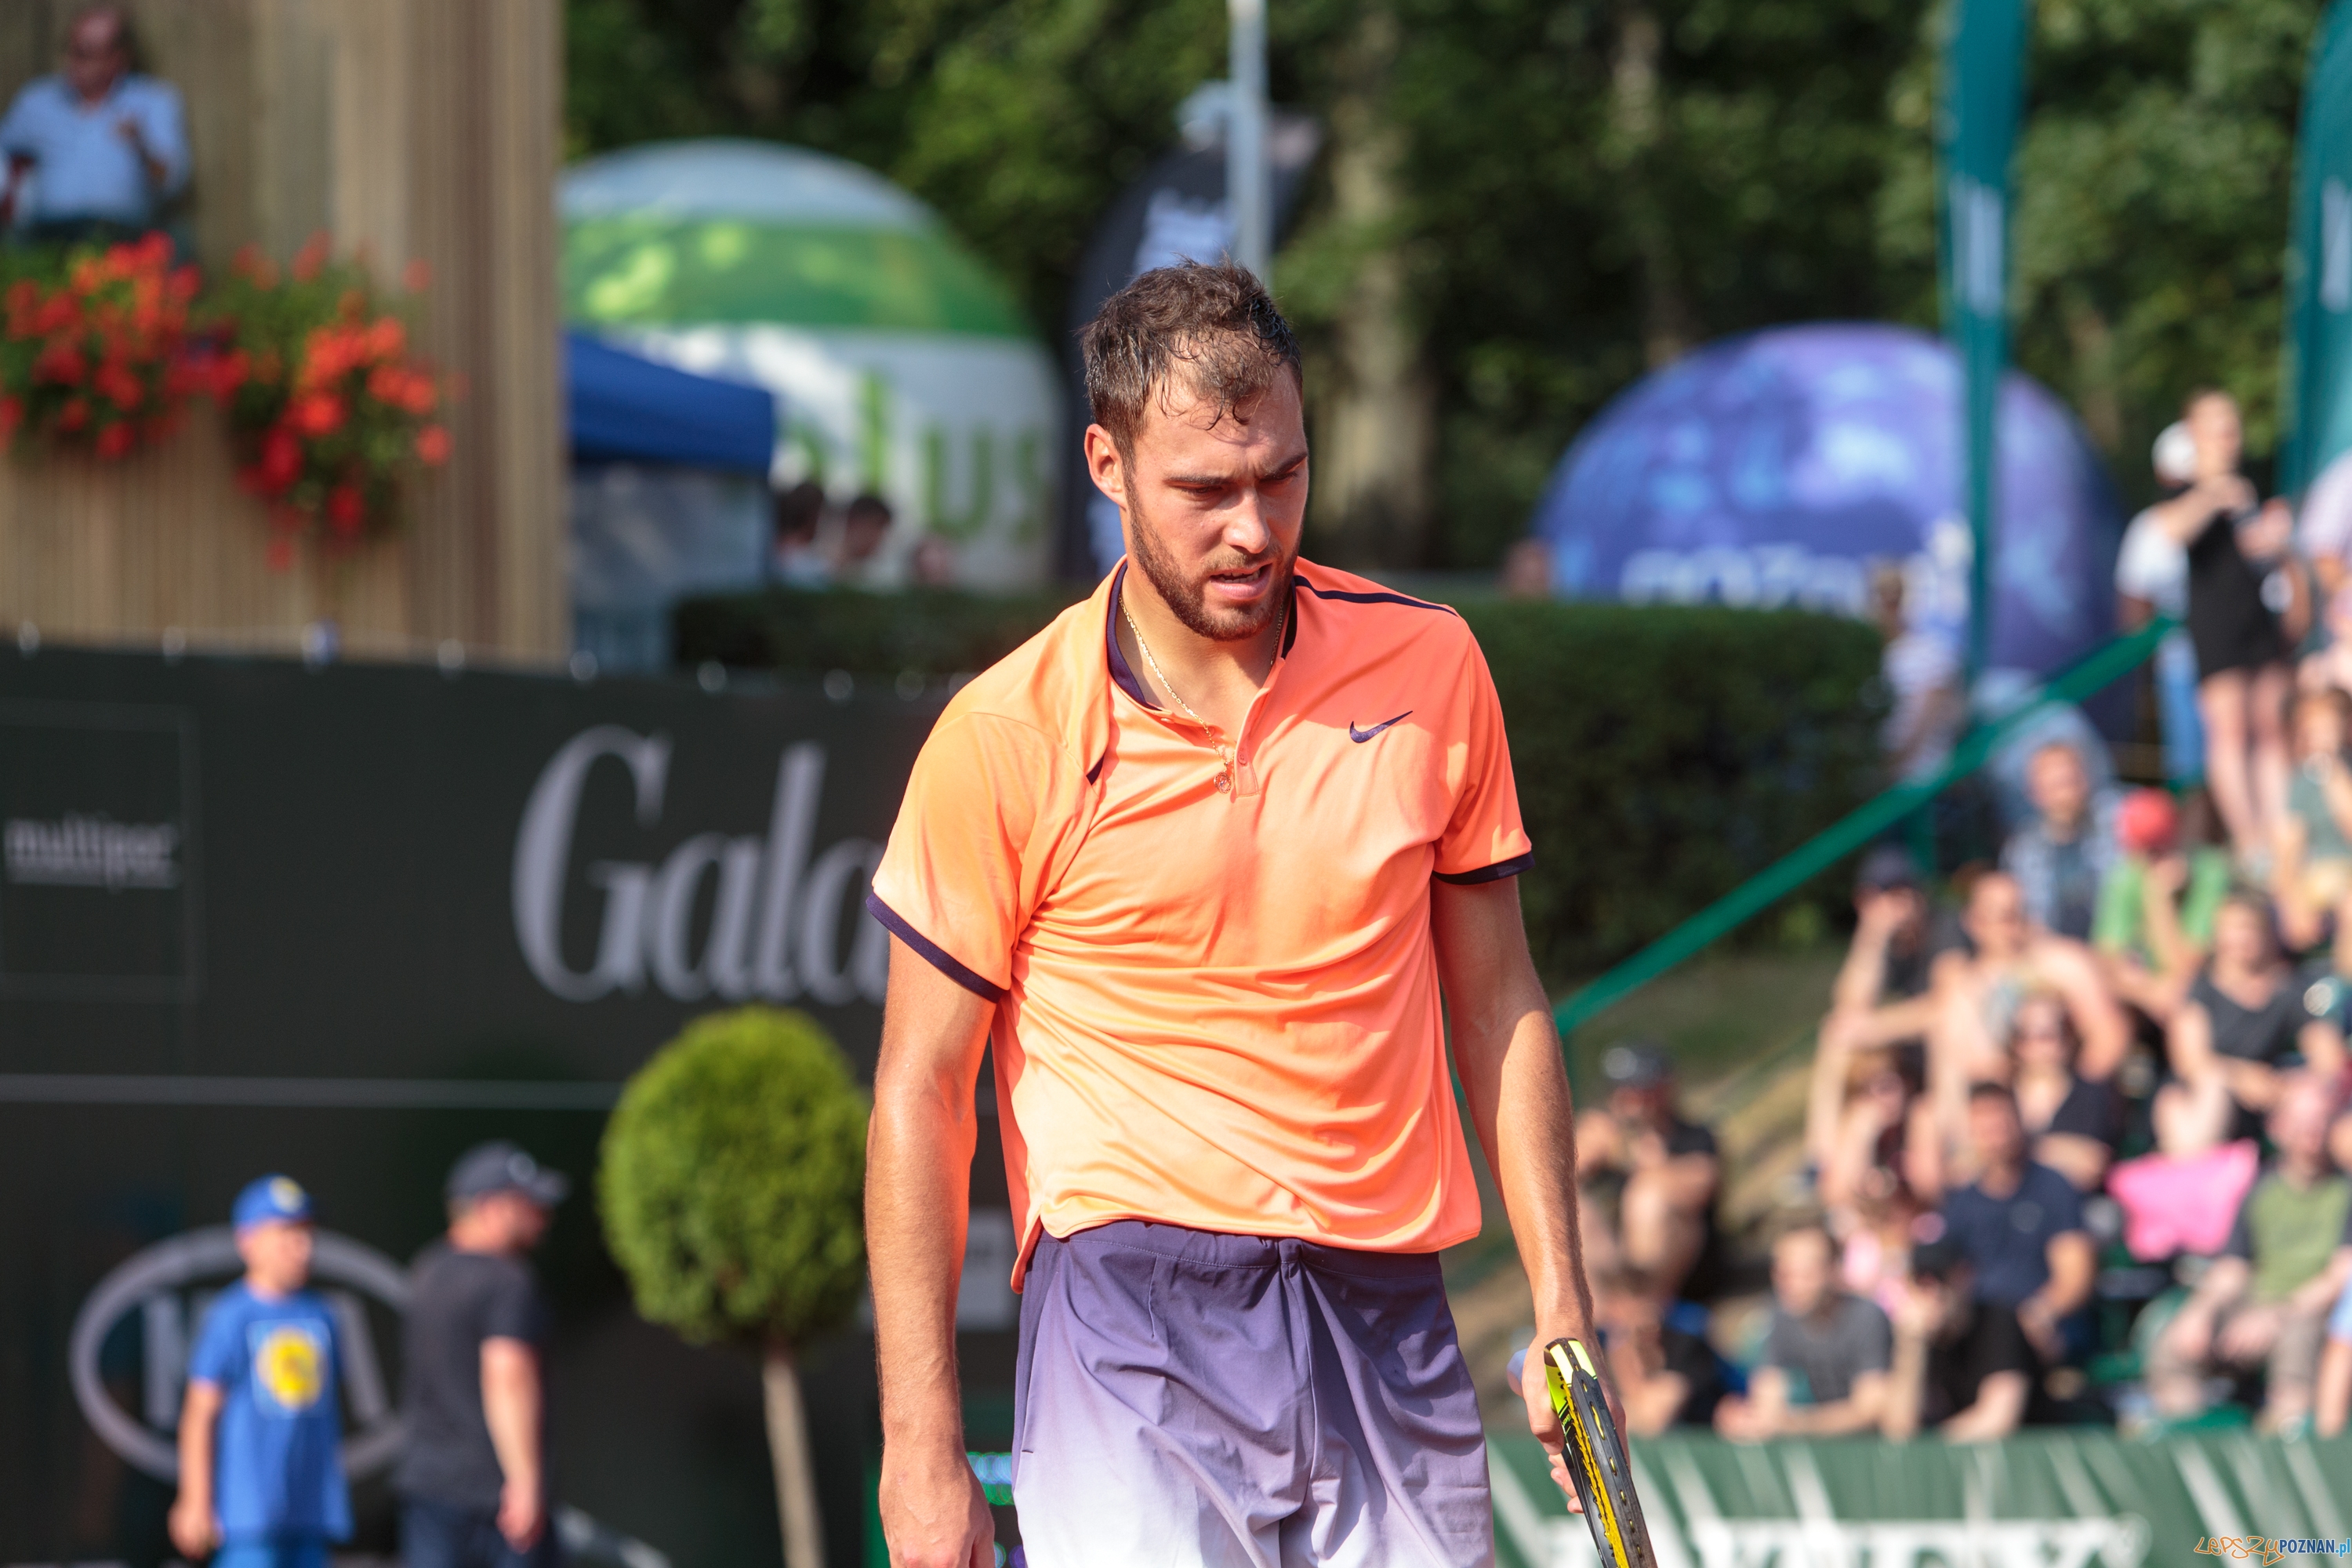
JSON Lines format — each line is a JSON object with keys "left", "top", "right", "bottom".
{"left": 678, "top": 589, "right": 1886, "bottom": 985}
{"left": 599, "top": 1006, "right": 868, "bottom": 1568}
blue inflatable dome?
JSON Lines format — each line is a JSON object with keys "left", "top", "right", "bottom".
{"left": 1529, "top": 322, "right": 2123, "bottom": 675}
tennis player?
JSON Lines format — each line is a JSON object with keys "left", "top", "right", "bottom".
{"left": 866, "top": 260, "right": 1607, "bottom": 1566}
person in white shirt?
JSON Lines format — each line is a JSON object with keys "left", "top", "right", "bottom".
{"left": 2116, "top": 421, "right": 2205, "bottom": 789}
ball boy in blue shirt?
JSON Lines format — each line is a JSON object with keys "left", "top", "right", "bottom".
{"left": 170, "top": 1176, "right": 353, "bottom": 1568}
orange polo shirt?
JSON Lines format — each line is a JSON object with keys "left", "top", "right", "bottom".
{"left": 867, "top": 559, "right": 1532, "bottom": 1287}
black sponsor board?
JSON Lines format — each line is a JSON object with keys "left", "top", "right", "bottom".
{"left": 0, "top": 645, "right": 1009, "bottom": 1568}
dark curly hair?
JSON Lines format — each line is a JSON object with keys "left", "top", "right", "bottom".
{"left": 1080, "top": 260, "right": 1301, "bottom": 456}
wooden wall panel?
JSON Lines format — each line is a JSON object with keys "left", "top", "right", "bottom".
{"left": 0, "top": 0, "right": 564, "bottom": 663}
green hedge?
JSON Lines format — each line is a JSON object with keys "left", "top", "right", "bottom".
{"left": 1454, "top": 601, "right": 1882, "bottom": 981}
{"left": 674, "top": 584, "right": 1086, "bottom": 677}
{"left": 677, "top": 588, "right": 1886, "bottom": 982}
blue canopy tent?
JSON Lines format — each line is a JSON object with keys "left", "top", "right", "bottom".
{"left": 565, "top": 328, "right": 776, "bottom": 472}
{"left": 564, "top": 331, "right": 782, "bottom": 673}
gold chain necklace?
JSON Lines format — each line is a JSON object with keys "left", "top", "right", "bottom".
{"left": 1122, "top": 597, "right": 1286, "bottom": 782}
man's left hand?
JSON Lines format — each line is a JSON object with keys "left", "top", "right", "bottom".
{"left": 498, "top": 1475, "right": 546, "bottom": 1551}
{"left": 2016, "top": 1298, "right": 2064, "bottom": 1366}
{"left": 1520, "top": 1326, "right": 1629, "bottom": 1515}
{"left": 2216, "top": 1304, "right": 2284, "bottom": 1363}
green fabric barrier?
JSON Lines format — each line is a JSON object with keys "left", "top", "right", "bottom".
{"left": 1487, "top": 1427, "right": 2352, "bottom": 1567}
{"left": 1553, "top": 617, "right": 2176, "bottom": 1041}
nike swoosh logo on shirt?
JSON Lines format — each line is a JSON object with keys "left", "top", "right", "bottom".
{"left": 1348, "top": 711, "right": 1412, "bottom": 743}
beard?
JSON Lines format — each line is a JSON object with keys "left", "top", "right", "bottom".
{"left": 1123, "top": 481, "right": 1297, "bottom": 643}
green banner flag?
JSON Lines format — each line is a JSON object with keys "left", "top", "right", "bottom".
{"left": 1488, "top": 1427, "right": 2352, "bottom": 1568}
{"left": 2284, "top": 1, "right": 2352, "bottom": 494}
{"left": 1939, "top": 0, "right": 2031, "bottom": 678}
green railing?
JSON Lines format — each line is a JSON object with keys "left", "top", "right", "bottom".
{"left": 1552, "top": 617, "right": 2175, "bottom": 1040}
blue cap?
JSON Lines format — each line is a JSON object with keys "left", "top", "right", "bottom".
{"left": 232, "top": 1174, "right": 315, "bottom": 1230}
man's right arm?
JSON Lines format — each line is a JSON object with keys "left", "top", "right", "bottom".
{"left": 169, "top": 1378, "right": 225, "bottom": 1559}
{"left": 1940, "top": 1370, "right": 2029, "bottom": 1443}
{"left": 869, "top": 936, "right": 997, "bottom": 1568}
{"left": 481, "top": 1337, "right": 546, "bottom": 1549}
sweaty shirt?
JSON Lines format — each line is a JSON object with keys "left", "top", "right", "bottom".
{"left": 394, "top": 1242, "right": 549, "bottom": 1510}
{"left": 187, "top": 1282, "right": 351, "bottom": 1543}
{"left": 870, "top": 561, "right": 1532, "bottom": 1285}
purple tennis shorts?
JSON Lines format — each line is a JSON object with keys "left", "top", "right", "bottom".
{"left": 1010, "top": 1221, "right": 1494, "bottom": 1566}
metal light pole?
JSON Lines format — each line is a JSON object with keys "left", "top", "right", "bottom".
{"left": 1228, "top": 0, "right": 1270, "bottom": 278}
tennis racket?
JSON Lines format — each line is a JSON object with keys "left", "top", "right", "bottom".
{"left": 1541, "top": 1338, "right": 1658, "bottom": 1568}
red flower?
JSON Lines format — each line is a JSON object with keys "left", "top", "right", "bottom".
{"left": 365, "top": 317, "right": 406, "bottom": 361}
{"left": 413, "top": 424, "right": 450, "bottom": 466}
{"left": 210, "top": 348, "right": 251, "bottom": 397}
{"left": 259, "top": 426, "right": 303, "bottom": 492}
{"left": 401, "top": 374, "right": 438, "bottom": 416}
{"left": 96, "top": 360, "right": 143, "bottom": 412}
{"left": 290, "top": 392, "right": 346, "bottom": 437}
{"left": 326, "top": 482, "right": 365, "bottom": 535}
{"left": 34, "top": 339, "right": 86, "bottom": 386}
{"left": 0, "top": 396, "right": 21, "bottom": 441}
{"left": 94, "top": 421, "right": 135, "bottom": 459}
{"left": 57, "top": 397, "right": 89, "bottom": 432}
{"left": 292, "top": 232, "right": 329, "bottom": 283}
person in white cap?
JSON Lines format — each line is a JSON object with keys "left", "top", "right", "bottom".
{"left": 2115, "top": 419, "right": 2208, "bottom": 798}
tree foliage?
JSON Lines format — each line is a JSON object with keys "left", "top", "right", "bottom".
{"left": 599, "top": 1007, "right": 868, "bottom": 1348}
{"left": 565, "top": 0, "right": 2328, "bottom": 561}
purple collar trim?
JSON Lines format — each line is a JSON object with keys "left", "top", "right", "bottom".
{"left": 1104, "top": 561, "right": 1161, "bottom": 710}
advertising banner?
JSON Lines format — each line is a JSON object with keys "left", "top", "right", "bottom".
{"left": 1488, "top": 1428, "right": 2352, "bottom": 1568}
{"left": 2284, "top": 0, "right": 2352, "bottom": 494}
{"left": 0, "top": 646, "right": 999, "bottom": 1568}
{"left": 564, "top": 141, "right": 1063, "bottom": 593}
{"left": 1938, "top": 0, "right": 2031, "bottom": 677}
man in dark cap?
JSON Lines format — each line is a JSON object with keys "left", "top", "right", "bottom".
{"left": 1575, "top": 1039, "right": 1721, "bottom": 1301}
{"left": 397, "top": 1142, "right": 568, "bottom": 1568}
{"left": 1808, "top": 844, "right": 1944, "bottom": 1211}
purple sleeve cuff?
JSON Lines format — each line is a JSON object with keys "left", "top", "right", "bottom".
{"left": 1434, "top": 851, "right": 1534, "bottom": 886}
{"left": 866, "top": 891, "right": 1005, "bottom": 1003}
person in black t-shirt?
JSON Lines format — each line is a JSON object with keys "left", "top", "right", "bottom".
{"left": 2159, "top": 891, "right": 2347, "bottom": 1154}
{"left": 397, "top": 1142, "right": 568, "bottom": 1568}
{"left": 1576, "top": 1040, "right": 1721, "bottom": 1301}
{"left": 1590, "top": 1265, "right": 1726, "bottom": 1436}
{"left": 1883, "top": 1236, "right": 2038, "bottom": 1443}
{"left": 2143, "top": 388, "right": 2299, "bottom": 860}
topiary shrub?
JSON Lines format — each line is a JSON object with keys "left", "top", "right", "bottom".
{"left": 600, "top": 1006, "right": 868, "bottom": 1568}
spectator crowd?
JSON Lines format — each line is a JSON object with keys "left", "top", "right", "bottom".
{"left": 1573, "top": 386, "right": 2352, "bottom": 1446}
